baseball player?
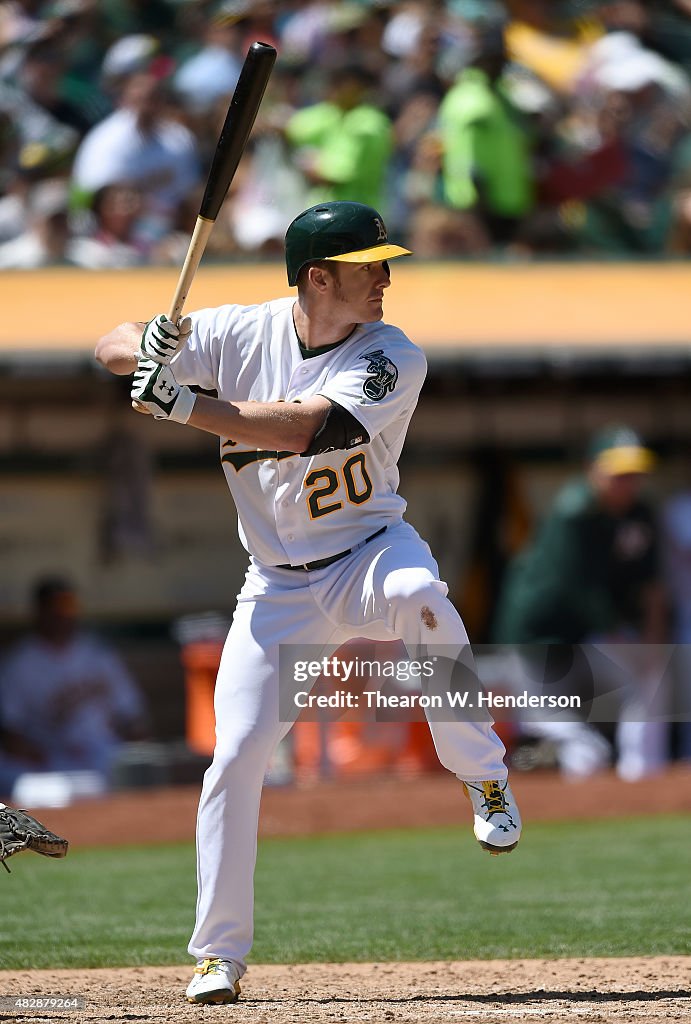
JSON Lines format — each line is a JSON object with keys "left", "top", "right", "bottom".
{"left": 95, "top": 201, "right": 521, "bottom": 1005}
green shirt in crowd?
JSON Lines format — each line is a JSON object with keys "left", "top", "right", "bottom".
{"left": 286, "top": 101, "right": 392, "bottom": 213}
{"left": 438, "top": 67, "right": 534, "bottom": 217}
{"left": 493, "top": 479, "right": 658, "bottom": 644}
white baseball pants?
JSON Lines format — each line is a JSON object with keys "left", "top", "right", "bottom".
{"left": 188, "top": 521, "right": 508, "bottom": 971}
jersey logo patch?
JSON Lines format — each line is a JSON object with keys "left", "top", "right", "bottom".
{"left": 361, "top": 349, "right": 398, "bottom": 401}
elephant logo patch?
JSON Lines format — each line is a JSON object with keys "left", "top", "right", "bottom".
{"left": 361, "top": 349, "right": 398, "bottom": 401}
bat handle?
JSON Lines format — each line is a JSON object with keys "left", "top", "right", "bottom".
{"left": 167, "top": 216, "right": 216, "bottom": 323}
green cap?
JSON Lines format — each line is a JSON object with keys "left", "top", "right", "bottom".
{"left": 587, "top": 425, "right": 655, "bottom": 476}
{"left": 285, "top": 201, "right": 411, "bottom": 286}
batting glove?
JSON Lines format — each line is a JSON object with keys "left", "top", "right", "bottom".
{"left": 131, "top": 357, "right": 196, "bottom": 423}
{"left": 140, "top": 313, "right": 192, "bottom": 364}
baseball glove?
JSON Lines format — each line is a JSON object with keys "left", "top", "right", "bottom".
{"left": 0, "top": 803, "right": 69, "bottom": 873}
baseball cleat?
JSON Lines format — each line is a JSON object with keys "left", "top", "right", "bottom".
{"left": 462, "top": 779, "right": 521, "bottom": 854}
{"left": 186, "top": 958, "right": 241, "bottom": 1004}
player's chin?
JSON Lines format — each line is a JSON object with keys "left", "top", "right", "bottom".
{"left": 363, "top": 300, "right": 384, "bottom": 321}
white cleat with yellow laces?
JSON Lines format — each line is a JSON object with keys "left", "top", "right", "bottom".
{"left": 186, "top": 958, "right": 241, "bottom": 1004}
{"left": 463, "top": 779, "right": 521, "bottom": 855}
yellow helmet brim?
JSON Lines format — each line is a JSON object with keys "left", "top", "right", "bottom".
{"left": 325, "top": 243, "right": 412, "bottom": 264}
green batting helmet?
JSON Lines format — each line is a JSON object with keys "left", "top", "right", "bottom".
{"left": 285, "top": 201, "right": 411, "bottom": 286}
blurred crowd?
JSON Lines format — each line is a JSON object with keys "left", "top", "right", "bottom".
{"left": 2, "top": 0, "right": 691, "bottom": 268}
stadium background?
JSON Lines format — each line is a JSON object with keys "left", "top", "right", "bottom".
{"left": 2, "top": 262, "right": 690, "bottom": 758}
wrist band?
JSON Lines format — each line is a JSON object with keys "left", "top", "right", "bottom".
{"left": 169, "top": 387, "right": 197, "bottom": 425}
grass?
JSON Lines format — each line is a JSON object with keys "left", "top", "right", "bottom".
{"left": 0, "top": 816, "right": 689, "bottom": 970}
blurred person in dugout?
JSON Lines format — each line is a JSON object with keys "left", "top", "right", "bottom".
{"left": 661, "top": 477, "right": 691, "bottom": 762}
{"left": 493, "top": 426, "right": 669, "bottom": 780}
{"left": 0, "top": 577, "right": 147, "bottom": 799}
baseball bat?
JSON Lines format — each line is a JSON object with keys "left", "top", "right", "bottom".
{"left": 167, "top": 40, "right": 277, "bottom": 323}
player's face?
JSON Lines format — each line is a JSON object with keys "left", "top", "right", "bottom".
{"left": 329, "top": 260, "right": 391, "bottom": 322}
{"left": 591, "top": 469, "right": 646, "bottom": 514}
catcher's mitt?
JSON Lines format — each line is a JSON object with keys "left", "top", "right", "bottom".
{"left": 0, "top": 803, "right": 69, "bottom": 873}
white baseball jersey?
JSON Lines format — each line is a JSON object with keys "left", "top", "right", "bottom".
{"left": 172, "top": 297, "right": 427, "bottom": 567}
{"left": 176, "top": 298, "right": 518, "bottom": 977}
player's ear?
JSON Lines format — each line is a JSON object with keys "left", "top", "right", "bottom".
{"left": 307, "top": 261, "right": 336, "bottom": 294}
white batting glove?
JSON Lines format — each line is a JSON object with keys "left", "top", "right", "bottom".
{"left": 131, "top": 357, "right": 197, "bottom": 423}
{"left": 140, "top": 313, "right": 192, "bottom": 364}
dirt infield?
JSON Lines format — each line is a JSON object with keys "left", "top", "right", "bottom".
{"left": 7, "top": 769, "right": 689, "bottom": 1024}
{"left": 36, "top": 764, "right": 691, "bottom": 848}
{"left": 2, "top": 957, "right": 689, "bottom": 1023}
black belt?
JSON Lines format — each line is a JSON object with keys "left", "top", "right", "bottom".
{"left": 277, "top": 526, "right": 387, "bottom": 572}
